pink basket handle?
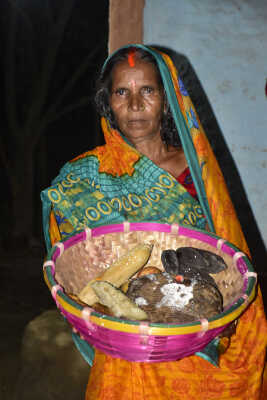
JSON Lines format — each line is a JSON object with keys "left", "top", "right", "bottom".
{"left": 139, "top": 321, "right": 151, "bottom": 346}
{"left": 170, "top": 223, "right": 179, "bottom": 235}
{"left": 197, "top": 318, "right": 209, "bottom": 338}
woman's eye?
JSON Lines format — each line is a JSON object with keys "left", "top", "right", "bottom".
{"left": 115, "top": 88, "right": 127, "bottom": 96}
{"left": 142, "top": 86, "right": 154, "bottom": 94}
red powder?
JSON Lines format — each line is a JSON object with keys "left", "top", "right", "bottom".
{"left": 128, "top": 50, "right": 136, "bottom": 68}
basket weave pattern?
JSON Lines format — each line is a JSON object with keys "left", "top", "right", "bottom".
{"left": 43, "top": 222, "right": 257, "bottom": 363}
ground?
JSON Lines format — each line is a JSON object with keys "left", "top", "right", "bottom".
{"left": 0, "top": 245, "right": 55, "bottom": 399}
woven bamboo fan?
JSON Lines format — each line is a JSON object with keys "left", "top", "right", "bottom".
{"left": 43, "top": 222, "right": 257, "bottom": 363}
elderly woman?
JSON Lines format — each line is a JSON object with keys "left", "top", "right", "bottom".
{"left": 41, "top": 45, "right": 267, "bottom": 399}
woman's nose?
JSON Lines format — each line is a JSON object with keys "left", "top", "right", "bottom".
{"left": 128, "top": 93, "right": 144, "bottom": 111}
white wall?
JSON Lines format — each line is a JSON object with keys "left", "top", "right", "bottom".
{"left": 144, "top": 0, "right": 267, "bottom": 247}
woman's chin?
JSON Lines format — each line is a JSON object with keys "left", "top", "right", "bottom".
{"left": 122, "top": 128, "right": 161, "bottom": 143}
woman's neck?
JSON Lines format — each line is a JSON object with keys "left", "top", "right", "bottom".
{"left": 130, "top": 134, "right": 187, "bottom": 178}
{"left": 130, "top": 134, "right": 166, "bottom": 163}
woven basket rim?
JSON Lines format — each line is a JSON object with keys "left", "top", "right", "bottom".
{"left": 43, "top": 222, "right": 257, "bottom": 335}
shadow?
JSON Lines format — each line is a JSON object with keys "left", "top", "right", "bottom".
{"left": 150, "top": 44, "right": 267, "bottom": 310}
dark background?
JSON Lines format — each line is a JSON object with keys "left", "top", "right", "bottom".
{"left": 0, "top": 2, "right": 109, "bottom": 395}
{"left": 0, "top": 0, "right": 108, "bottom": 245}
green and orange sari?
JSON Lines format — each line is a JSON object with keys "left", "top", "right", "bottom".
{"left": 41, "top": 45, "right": 267, "bottom": 399}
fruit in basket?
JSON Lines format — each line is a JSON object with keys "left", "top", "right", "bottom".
{"left": 96, "top": 243, "right": 154, "bottom": 285}
{"left": 91, "top": 281, "right": 148, "bottom": 320}
{"left": 160, "top": 250, "right": 180, "bottom": 275}
{"left": 126, "top": 272, "right": 223, "bottom": 323}
{"left": 177, "top": 247, "right": 228, "bottom": 273}
{"left": 183, "top": 280, "right": 223, "bottom": 318}
{"left": 78, "top": 243, "right": 153, "bottom": 305}
{"left": 161, "top": 247, "right": 227, "bottom": 290}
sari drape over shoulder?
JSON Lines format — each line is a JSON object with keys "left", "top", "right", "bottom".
{"left": 41, "top": 45, "right": 267, "bottom": 400}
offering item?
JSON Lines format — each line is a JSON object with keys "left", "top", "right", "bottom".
{"left": 91, "top": 281, "right": 148, "bottom": 320}
{"left": 78, "top": 243, "right": 153, "bottom": 305}
{"left": 127, "top": 272, "right": 223, "bottom": 324}
{"left": 161, "top": 247, "right": 228, "bottom": 290}
{"left": 78, "top": 245, "right": 227, "bottom": 324}
{"left": 44, "top": 223, "right": 256, "bottom": 363}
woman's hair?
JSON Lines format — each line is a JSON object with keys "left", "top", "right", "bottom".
{"left": 94, "top": 46, "right": 181, "bottom": 147}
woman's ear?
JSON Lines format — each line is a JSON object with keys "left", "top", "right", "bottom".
{"left": 164, "top": 103, "right": 167, "bottom": 115}
{"left": 163, "top": 91, "right": 168, "bottom": 115}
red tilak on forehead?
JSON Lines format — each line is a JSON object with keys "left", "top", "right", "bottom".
{"left": 127, "top": 49, "right": 136, "bottom": 67}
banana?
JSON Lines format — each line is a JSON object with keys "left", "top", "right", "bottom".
{"left": 91, "top": 281, "right": 148, "bottom": 320}
{"left": 78, "top": 243, "right": 153, "bottom": 306}
{"left": 77, "top": 285, "right": 99, "bottom": 306}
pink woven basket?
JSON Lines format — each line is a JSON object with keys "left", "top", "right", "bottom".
{"left": 43, "top": 222, "right": 257, "bottom": 363}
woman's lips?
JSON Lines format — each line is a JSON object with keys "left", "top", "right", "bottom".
{"left": 127, "top": 119, "right": 147, "bottom": 128}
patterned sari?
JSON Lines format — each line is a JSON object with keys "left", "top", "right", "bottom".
{"left": 41, "top": 45, "right": 267, "bottom": 399}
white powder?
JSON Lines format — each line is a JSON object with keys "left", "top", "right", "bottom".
{"left": 156, "top": 282, "right": 194, "bottom": 309}
{"left": 135, "top": 297, "right": 148, "bottom": 306}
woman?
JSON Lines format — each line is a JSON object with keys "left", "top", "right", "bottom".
{"left": 41, "top": 45, "right": 267, "bottom": 399}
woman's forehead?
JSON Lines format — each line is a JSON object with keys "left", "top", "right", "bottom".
{"left": 111, "top": 59, "right": 160, "bottom": 86}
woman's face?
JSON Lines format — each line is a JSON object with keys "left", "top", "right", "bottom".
{"left": 110, "top": 58, "right": 165, "bottom": 144}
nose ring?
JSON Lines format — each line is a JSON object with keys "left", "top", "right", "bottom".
{"left": 140, "top": 104, "right": 145, "bottom": 111}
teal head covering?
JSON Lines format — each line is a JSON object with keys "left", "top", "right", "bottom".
{"left": 102, "top": 44, "right": 214, "bottom": 232}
